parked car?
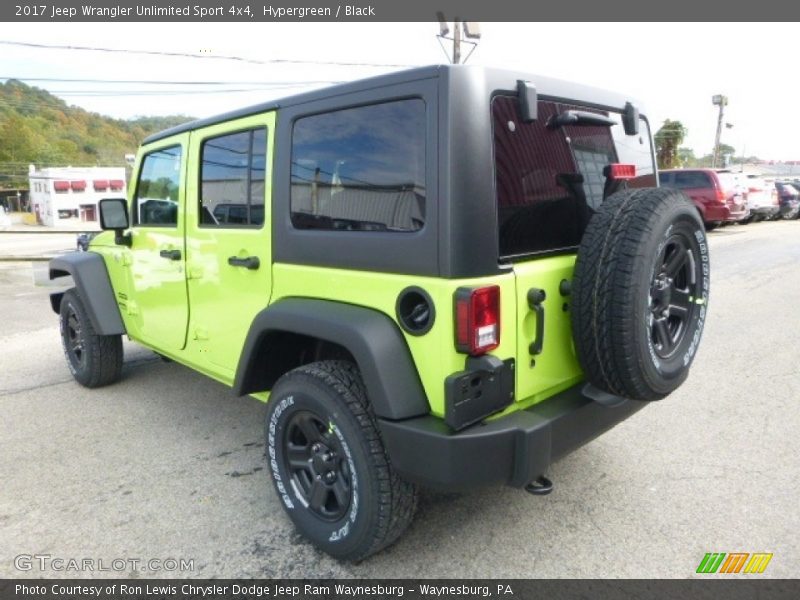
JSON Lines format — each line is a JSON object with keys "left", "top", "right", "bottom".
{"left": 775, "top": 182, "right": 800, "bottom": 219}
{"left": 76, "top": 232, "right": 98, "bottom": 251}
{"left": 658, "top": 168, "right": 748, "bottom": 229}
{"left": 741, "top": 174, "right": 780, "bottom": 222}
{"left": 47, "top": 65, "right": 710, "bottom": 561}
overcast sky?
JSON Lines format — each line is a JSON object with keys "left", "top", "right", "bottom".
{"left": 0, "top": 22, "right": 796, "bottom": 160}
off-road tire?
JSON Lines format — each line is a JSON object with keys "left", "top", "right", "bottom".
{"left": 571, "top": 188, "right": 709, "bottom": 401}
{"left": 265, "top": 360, "right": 418, "bottom": 561}
{"left": 59, "top": 288, "right": 123, "bottom": 388}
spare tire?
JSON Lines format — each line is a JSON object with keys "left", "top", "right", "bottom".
{"left": 571, "top": 187, "right": 710, "bottom": 401}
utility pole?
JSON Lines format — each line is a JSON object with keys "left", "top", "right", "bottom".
{"left": 452, "top": 18, "right": 461, "bottom": 64}
{"left": 711, "top": 94, "right": 728, "bottom": 169}
{"left": 436, "top": 15, "right": 481, "bottom": 64}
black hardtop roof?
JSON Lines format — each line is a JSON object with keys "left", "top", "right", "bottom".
{"left": 143, "top": 64, "right": 646, "bottom": 145}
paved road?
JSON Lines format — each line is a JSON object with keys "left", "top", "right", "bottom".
{"left": 0, "top": 232, "right": 81, "bottom": 259}
{"left": 1, "top": 221, "right": 798, "bottom": 578}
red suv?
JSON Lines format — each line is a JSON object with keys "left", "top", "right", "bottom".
{"left": 658, "top": 168, "right": 748, "bottom": 229}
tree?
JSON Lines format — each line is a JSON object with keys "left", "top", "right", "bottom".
{"left": 0, "top": 115, "right": 40, "bottom": 162}
{"left": 677, "top": 147, "right": 697, "bottom": 167}
{"left": 654, "top": 120, "right": 688, "bottom": 169}
{"left": 717, "top": 143, "right": 736, "bottom": 166}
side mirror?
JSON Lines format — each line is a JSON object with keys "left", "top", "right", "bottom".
{"left": 99, "top": 198, "right": 131, "bottom": 247}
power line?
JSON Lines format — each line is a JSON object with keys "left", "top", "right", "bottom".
{"left": 1, "top": 76, "right": 343, "bottom": 86}
{"left": 53, "top": 84, "right": 329, "bottom": 97}
{"left": 0, "top": 40, "right": 414, "bottom": 68}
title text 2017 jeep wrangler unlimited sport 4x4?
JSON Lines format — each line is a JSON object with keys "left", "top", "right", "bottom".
{"left": 49, "top": 66, "right": 709, "bottom": 561}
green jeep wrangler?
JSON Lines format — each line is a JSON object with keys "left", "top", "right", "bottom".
{"left": 49, "top": 66, "right": 709, "bottom": 561}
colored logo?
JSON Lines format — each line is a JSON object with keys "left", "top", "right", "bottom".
{"left": 696, "top": 552, "right": 773, "bottom": 574}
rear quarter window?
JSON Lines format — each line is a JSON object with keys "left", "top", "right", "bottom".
{"left": 290, "top": 99, "right": 426, "bottom": 233}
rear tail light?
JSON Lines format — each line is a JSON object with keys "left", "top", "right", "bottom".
{"left": 455, "top": 286, "right": 500, "bottom": 355}
{"left": 606, "top": 163, "right": 636, "bottom": 180}
{"left": 715, "top": 187, "right": 726, "bottom": 203}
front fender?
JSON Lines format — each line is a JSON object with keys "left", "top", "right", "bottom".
{"left": 49, "top": 252, "right": 125, "bottom": 336}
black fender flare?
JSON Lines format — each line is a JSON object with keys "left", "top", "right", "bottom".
{"left": 233, "top": 298, "right": 430, "bottom": 420}
{"left": 49, "top": 252, "right": 126, "bottom": 336}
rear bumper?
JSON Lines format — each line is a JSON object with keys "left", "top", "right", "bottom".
{"left": 726, "top": 204, "right": 749, "bottom": 222}
{"left": 752, "top": 206, "right": 779, "bottom": 218}
{"left": 378, "top": 383, "right": 645, "bottom": 490}
{"left": 704, "top": 204, "right": 730, "bottom": 223}
{"left": 780, "top": 200, "right": 800, "bottom": 216}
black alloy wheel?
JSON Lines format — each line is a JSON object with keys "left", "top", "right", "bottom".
{"left": 64, "top": 304, "right": 85, "bottom": 369}
{"left": 649, "top": 234, "right": 699, "bottom": 359}
{"left": 282, "top": 410, "right": 352, "bottom": 521}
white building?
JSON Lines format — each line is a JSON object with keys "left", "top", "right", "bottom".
{"left": 28, "top": 165, "right": 127, "bottom": 227}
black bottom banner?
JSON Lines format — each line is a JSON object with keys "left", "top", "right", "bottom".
{"left": 1, "top": 579, "right": 799, "bottom": 600}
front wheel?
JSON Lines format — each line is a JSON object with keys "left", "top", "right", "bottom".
{"left": 59, "top": 289, "right": 123, "bottom": 388}
{"left": 264, "top": 360, "right": 418, "bottom": 561}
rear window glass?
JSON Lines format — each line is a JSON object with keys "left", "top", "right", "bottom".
{"left": 715, "top": 173, "right": 738, "bottom": 190}
{"left": 669, "top": 171, "right": 712, "bottom": 189}
{"left": 493, "top": 96, "right": 655, "bottom": 258}
{"left": 290, "top": 99, "right": 426, "bottom": 232}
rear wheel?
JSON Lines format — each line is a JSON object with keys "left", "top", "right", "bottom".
{"left": 571, "top": 188, "right": 709, "bottom": 401}
{"left": 59, "top": 289, "right": 123, "bottom": 388}
{"left": 264, "top": 360, "right": 417, "bottom": 561}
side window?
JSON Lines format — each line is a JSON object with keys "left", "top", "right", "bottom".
{"left": 135, "top": 146, "right": 182, "bottom": 226}
{"left": 200, "top": 128, "right": 266, "bottom": 227}
{"left": 290, "top": 99, "right": 426, "bottom": 232}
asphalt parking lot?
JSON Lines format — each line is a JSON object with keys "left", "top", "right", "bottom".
{"left": 0, "top": 221, "right": 798, "bottom": 579}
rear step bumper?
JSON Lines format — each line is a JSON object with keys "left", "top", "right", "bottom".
{"left": 378, "top": 383, "right": 646, "bottom": 491}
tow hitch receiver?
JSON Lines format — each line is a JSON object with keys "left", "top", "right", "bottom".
{"left": 525, "top": 475, "right": 554, "bottom": 496}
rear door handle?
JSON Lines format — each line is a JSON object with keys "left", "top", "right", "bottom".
{"left": 227, "top": 256, "right": 260, "bottom": 270}
{"left": 527, "top": 287, "right": 546, "bottom": 355}
{"left": 159, "top": 249, "right": 182, "bottom": 261}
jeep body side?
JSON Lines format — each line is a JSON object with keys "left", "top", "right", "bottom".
{"left": 50, "top": 65, "right": 709, "bottom": 560}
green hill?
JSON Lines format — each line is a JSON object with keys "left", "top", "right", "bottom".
{"left": 0, "top": 79, "right": 193, "bottom": 186}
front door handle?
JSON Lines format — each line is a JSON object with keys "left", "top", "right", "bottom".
{"left": 527, "top": 288, "right": 546, "bottom": 355}
{"left": 159, "top": 249, "right": 181, "bottom": 261}
{"left": 228, "top": 256, "right": 260, "bottom": 270}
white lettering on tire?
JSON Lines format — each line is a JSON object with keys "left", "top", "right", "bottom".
{"left": 328, "top": 422, "right": 358, "bottom": 543}
{"left": 683, "top": 228, "right": 710, "bottom": 366}
{"left": 267, "top": 396, "right": 295, "bottom": 510}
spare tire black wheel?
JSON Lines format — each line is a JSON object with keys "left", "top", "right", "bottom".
{"left": 571, "top": 187, "right": 710, "bottom": 401}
